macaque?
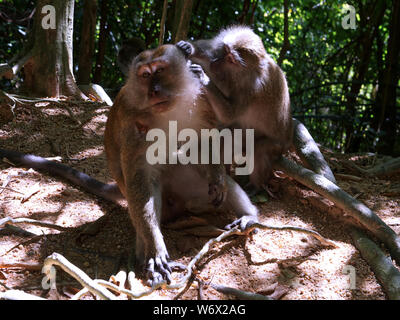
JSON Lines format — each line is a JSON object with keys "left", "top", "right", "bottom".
{"left": 117, "top": 37, "right": 146, "bottom": 76}
{"left": 177, "top": 26, "right": 293, "bottom": 193}
{"left": 104, "top": 44, "right": 258, "bottom": 286}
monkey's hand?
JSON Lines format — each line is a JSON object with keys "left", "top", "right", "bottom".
{"left": 189, "top": 63, "right": 209, "bottom": 86}
{"left": 225, "top": 215, "right": 259, "bottom": 232}
{"left": 176, "top": 40, "right": 194, "bottom": 58}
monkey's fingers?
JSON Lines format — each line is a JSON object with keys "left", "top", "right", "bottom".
{"left": 176, "top": 41, "right": 193, "bottom": 57}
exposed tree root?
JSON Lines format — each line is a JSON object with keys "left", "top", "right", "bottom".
{"left": 275, "top": 157, "right": 400, "bottom": 266}
{"left": 292, "top": 118, "right": 337, "bottom": 183}
{"left": 350, "top": 228, "right": 400, "bottom": 300}
{"left": 285, "top": 119, "right": 400, "bottom": 300}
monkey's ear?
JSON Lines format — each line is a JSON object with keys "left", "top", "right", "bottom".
{"left": 223, "top": 44, "right": 241, "bottom": 65}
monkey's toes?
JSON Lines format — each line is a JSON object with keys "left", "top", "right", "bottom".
{"left": 225, "top": 216, "right": 258, "bottom": 233}
{"left": 145, "top": 256, "right": 172, "bottom": 287}
{"left": 145, "top": 258, "right": 186, "bottom": 287}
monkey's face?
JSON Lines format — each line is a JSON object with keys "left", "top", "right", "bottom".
{"left": 131, "top": 45, "right": 190, "bottom": 113}
{"left": 200, "top": 44, "right": 246, "bottom": 92}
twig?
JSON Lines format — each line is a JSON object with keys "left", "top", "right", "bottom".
{"left": 0, "top": 262, "right": 42, "bottom": 270}
{"left": 42, "top": 253, "right": 116, "bottom": 300}
{"left": 211, "top": 283, "right": 273, "bottom": 300}
{"left": 250, "top": 222, "right": 337, "bottom": 248}
{"left": 0, "top": 290, "right": 46, "bottom": 300}
{"left": 0, "top": 186, "right": 24, "bottom": 194}
{"left": 335, "top": 173, "right": 363, "bottom": 182}
{"left": 21, "top": 182, "right": 40, "bottom": 203}
{"left": 1, "top": 235, "right": 43, "bottom": 257}
{"left": 0, "top": 217, "right": 71, "bottom": 232}
{"left": 0, "top": 224, "right": 38, "bottom": 237}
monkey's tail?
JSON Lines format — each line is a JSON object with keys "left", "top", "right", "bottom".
{"left": 0, "top": 149, "right": 124, "bottom": 204}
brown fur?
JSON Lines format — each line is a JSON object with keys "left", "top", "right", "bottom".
{"left": 178, "top": 26, "right": 293, "bottom": 190}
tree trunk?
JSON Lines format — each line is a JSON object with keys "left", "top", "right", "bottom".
{"left": 93, "top": 0, "right": 109, "bottom": 84}
{"left": 277, "top": 0, "right": 290, "bottom": 66}
{"left": 77, "top": 0, "right": 98, "bottom": 85}
{"left": 23, "top": 0, "right": 85, "bottom": 98}
{"left": 171, "top": 0, "right": 194, "bottom": 43}
{"left": 344, "top": 1, "right": 386, "bottom": 152}
{"left": 372, "top": 0, "right": 400, "bottom": 155}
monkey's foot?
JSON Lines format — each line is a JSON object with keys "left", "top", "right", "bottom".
{"left": 225, "top": 216, "right": 258, "bottom": 232}
{"left": 145, "top": 256, "right": 186, "bottom": 287}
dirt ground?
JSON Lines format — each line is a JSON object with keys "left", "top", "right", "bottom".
{"left": 0, "top": 99, "right": 399, "bottom": 300}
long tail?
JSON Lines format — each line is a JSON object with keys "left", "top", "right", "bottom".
{"left": 0, "top": 149, "right": 124, "bottom": 204}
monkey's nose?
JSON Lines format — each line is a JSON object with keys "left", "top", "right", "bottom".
{"left": 149, "top": 84, "right": 162, "bottom": 97}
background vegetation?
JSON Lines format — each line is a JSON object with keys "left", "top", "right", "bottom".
{"left": 1, "top": 0, "right": 399, "bottom": 155}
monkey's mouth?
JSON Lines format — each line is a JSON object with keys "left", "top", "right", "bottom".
{"left": 150, "top": 98, "right": 171, "bottom": 113}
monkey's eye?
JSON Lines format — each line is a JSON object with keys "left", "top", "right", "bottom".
{"left": 155, "top": 68, "right": 164, "bottom": 74}
{"left": 142, "top": 71, "right": 151, "bottom": 78}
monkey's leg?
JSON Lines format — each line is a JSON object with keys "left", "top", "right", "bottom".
{"left": 248, "top": 137, "right": 282, "bottom": 192}
{"left": 222, "top": 175, "right": 259, "bottom": 231}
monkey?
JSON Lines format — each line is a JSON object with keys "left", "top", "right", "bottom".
{"left": 104, "top": 44, "right": 259, "bottom": 286}
{"left": 117, "top": 37, "right": 146, "bottom": 76}
{"left": 176, "top": 26, "right": 293, "bottom": 194}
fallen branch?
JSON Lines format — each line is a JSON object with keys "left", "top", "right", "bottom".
{"left": 292, "top": 118, "right": 336, "bottom": 183}
{"left": 0, "top": 217, "right": 71, "bottom": 232}
{"left": 42, "top": 253, "right": 116, "bottom": 300}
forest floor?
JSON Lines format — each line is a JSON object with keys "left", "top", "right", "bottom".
{"left": 0, "top": 99, "right": 399, "bottom": 300}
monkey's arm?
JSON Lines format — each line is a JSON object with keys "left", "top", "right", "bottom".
{"left": 205, "top": 82, "right": 238, "bottom": 124}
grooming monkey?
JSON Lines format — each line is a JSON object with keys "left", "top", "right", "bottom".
{"left": 104, "top": 44, "right": 258, "bottom": 286}
{"left": 177, "top": 26, "right": 293, "bottom": 193}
